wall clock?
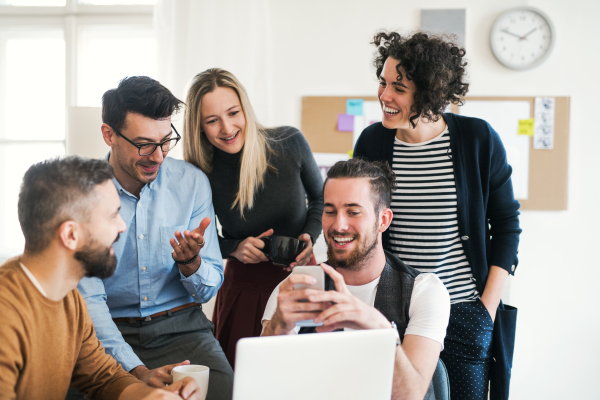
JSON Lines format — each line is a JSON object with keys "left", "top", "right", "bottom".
{"left": 490, "top": 7, "right": 555, "bottom": 70}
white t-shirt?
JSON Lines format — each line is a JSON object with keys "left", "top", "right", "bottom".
{"left": 20, "top": 262, "right": 47, "bottom": 297}
{"left": 262, "top": 272, "right": 450, "bottom": 349}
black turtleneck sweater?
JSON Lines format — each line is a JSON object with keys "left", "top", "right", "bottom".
{"left": 209, "top": 126, "right": 324, "bottom": 258}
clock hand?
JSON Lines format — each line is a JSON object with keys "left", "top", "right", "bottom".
{"left": 522, "top": 28, "right": 538, "bottom": 39}
{"left": 501, "top": 28, "right": 524, "bottom": 40}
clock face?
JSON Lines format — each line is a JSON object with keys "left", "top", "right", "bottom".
{"left": 490, "top": 7, "right": 555, "bottom": 70}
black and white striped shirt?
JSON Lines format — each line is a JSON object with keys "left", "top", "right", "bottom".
{"left": 389, "top": 128, "right": 478, "bottom": 304}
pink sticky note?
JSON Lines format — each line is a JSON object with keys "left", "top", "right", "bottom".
{"left": 337, "top": 114, "right": 354, "bottom": 132}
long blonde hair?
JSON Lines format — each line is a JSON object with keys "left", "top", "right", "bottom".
{"left": 183, "top": 68, "right": 273, "bottom": 217}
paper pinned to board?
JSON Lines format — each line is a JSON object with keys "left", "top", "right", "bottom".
{"left": 313, "top": 152, "right": 351, "bottom": 181}
{"left": 351, "top": 100, "right": 382, "bottom": 147}
{"left": 533, "top": 97, "right": 555, "bottom": 149}
{"left": 352, "top": 115, "right": 365, "bottom": 148}
{"left": 346, "top": 99, "right": 364, "bottom": 116}
{"left": 363, "top": 101, "right": 382, "bottom": 126}
{"left": 518, "top": 118, "right": 534, "bottom": 136}
{"left": 459, "top": 101, "right": 530, "bottom": 200}
{"left": 337, "top": 114, "right": 354, "bottom": 132}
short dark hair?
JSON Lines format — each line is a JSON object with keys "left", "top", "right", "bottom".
{"left": 18, "top": 156, "right": 115, "bottom": 254}
{"left": 325, "top": 158, "right": 397, "bottom": 213}
{"left": 102, "top": 76, "right": 184, "bottom": 131}
{"left": 372, "top": 31, "right": 469, "bottom": 128}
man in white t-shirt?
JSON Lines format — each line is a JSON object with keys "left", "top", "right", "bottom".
{"left": 261, "top": 158, "right": 450, "bottom": 400}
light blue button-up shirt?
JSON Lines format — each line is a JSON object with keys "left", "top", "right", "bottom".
{"left": 77, "top": 155, "right": 224, "bottom": 371}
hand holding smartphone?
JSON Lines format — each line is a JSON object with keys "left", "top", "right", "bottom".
{"left": 291, "top": 266, "right": 325, "bottom": 327}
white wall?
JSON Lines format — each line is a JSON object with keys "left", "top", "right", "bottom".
{"left": 262, "top": 1, "right": 599, "bottom": 398}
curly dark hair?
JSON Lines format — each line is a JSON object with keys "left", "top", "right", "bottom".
{"left": 372, "top": 31, "right": 469, "bottom": 128}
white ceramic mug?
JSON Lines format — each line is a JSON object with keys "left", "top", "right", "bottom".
{"left": 172, "top": 365, "right": 210, "bottom": 400}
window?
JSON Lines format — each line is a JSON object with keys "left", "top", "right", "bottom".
{"left": 78, "top": 23, "right": 157, "bottom": 106}
{"left": 1, "top": 1, "right": 66, "bottom": 5}
{"left": 0, "top": 0, "right": 156, "bottom": 259}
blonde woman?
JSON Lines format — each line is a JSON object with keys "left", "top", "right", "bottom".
{"left": 184, "top": 68, "right": 323, "bottom": 366}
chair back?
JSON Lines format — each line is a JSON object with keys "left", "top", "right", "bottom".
{"left": 431, "top": 358, "right": 450, "bottom": 400}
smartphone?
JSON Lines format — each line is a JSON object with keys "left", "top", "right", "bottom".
{"left": 291, "top": 266, "right": 325, "bottom": 327}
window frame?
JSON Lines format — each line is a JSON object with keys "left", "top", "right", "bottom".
{"left": 0, "top": 0, "right": 154, "bottom": 261}
{"left": 0, "top": 1, "right": 154, "bottom": 16}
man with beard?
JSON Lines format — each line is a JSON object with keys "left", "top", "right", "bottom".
{"left": 261, "top": 158, "right": 450, "bottom": 400}
{"left": 71, "top": 77, "right": 233, "bottom": 400}
{"left": 0, "top": 156, "right": 202, "bottom": 400}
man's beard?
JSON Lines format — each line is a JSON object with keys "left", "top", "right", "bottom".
{"left": 326, "top": 220, "right": 379, "bottom": 271}
{"left": 74, "top": 234, "right": 119, "bottom": 280}
{"left": 113, "top": 148, "right": 159, "bottom": 185}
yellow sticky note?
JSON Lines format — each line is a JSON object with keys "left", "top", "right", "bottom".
{"left": 347, "top": 150, "right": 354, "bottom": 159}
{"left": 518, "top": 118, "right": 534, "bottom": 136}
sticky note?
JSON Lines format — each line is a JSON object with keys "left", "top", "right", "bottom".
{"left": 346, "top": 99, "right": 364, "bottom": 116}
{"left": 518, "top": 118, "right": 534, "bottom": 136}
{"left": 347, "top": 150, "right": 354, "bottom": 158}
{"left": 337, "top": 114, "right": 354, "bottom": 132}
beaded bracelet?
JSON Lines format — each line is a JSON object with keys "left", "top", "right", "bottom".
{"left": 173, "top": 253, "right": 199, "bottom": 265}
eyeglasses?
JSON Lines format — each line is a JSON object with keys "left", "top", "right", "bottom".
{"left": 111, "top": 124, "right": 181, "bottom": 156}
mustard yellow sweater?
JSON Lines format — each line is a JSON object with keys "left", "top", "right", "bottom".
{"left": 0, "top": 258, "right": 140, "bottom": 400}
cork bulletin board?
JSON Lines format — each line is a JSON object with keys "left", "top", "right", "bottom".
{"left": 301, "top": 96, "right": 570, "bottom": 210}
{"left": 301, "top": 96, "right": 378, "bottom": 154}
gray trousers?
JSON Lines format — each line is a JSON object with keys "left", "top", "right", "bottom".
{"left": 66, "top": 306, "right": 234, "bottom": 400}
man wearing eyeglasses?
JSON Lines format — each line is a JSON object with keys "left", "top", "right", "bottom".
{"left": 69, "top": 77, "right": 234, "bottom": 400}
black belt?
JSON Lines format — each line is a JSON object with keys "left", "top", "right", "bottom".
{"left": 112, "top": 302, "right": 201, "bottom": 323}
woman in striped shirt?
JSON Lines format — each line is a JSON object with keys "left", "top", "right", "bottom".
{"left": 354, "top": 31, "right": 521, "bottom": 400}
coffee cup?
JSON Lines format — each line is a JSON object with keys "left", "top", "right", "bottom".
{"left": 172, "top": 365, "right": 209, "bottom": 400}
{"left": 260, "top": 235, "right": 306, "bottom": 267}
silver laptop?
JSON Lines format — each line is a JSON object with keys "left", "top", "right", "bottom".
{"left": 233, "top": 329, "right": 397, "bottom": 400}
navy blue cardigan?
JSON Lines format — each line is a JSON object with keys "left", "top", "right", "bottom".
{"left": 353, "top": 113, "right": 521, "bottom": 294}
{"left": 354, "top": 113, "right": 521, "bottom": 400}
